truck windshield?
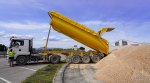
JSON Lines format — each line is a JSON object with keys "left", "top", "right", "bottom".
{"left": 10, "top": 40, "right": 24, "bottom": 47}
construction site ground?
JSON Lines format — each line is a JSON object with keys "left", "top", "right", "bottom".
{"left": 64, "top": 45, "right": 150, "bottom": 83}
{"left": 0, "top": 45, "right": 149, "bottom": 83}
{"left": 64, "top": 64, "right": 102, "bottom": 83}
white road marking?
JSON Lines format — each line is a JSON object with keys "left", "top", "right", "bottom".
{"left": 0, "top": 77, "right": 12, "bottom": 83}
{"left": 20, "top": 67, "right": 37, "bottom": 71}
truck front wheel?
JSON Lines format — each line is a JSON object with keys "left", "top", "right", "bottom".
{"left": 50, "top": 55, "right": 60, "bottom": 64}
{"left": 16, "top": 56, "right": 27, "bottom": 65}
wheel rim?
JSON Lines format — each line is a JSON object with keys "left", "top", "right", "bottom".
{"left": 72, "top": 56, "right": 80, "bottom": 63}
{"left": 53, "top": 57, "right": 57, "bottom": 62}
{"left": 92, "top": 55, "right": 100, "bottom": 63}
{"left": 73, "top": 57, "right": 79, "bottom": 62}
{"left": 82, "top": 56, "right": 90, "bottom": 63}
{"left": 19, "top": 58, "right": 25, "bottom": 63}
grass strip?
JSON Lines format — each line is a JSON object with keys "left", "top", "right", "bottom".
{"left": 22, "top": 62, "right": 65, "bottom": 83}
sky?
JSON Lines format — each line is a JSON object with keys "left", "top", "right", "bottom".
{"left": 0, "top": 0, "right": 150, "bottom": 49}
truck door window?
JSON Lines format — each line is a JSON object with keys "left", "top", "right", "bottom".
{"left": 11, "top": 40, "right": 24, "bottom": 47}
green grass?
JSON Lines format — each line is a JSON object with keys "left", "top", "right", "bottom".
{"left": 22, "top": 62, "right": 65, "bottom": 83}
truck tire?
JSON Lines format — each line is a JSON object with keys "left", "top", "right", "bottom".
{"left": 72, "top": 55, "right": 80, "bottom": 64}
{"left": 91, "top": 54, "right": 101, "bottom": 63}
{"left": 82, "top": 55, "right": 90, "bottom": 63}
{"left": 50, "top": 55, "right": 60, "bottom": 64}
{"left": 16, "top": 56, "right": 27, "bottom": 65}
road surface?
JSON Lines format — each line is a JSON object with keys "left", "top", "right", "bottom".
{"left": 0, "top": 57, "right": 47, "bottom": 83}
{"left": 64, "top": 64, "right": 103, "bottom": 83}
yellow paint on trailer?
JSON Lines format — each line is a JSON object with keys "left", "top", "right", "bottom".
{"left": 48, "top": 11, "right": 114, "bottom": 55}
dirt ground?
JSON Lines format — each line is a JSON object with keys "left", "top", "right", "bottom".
{"left": 64, "top": 64, "right": 103, "bottom": 83}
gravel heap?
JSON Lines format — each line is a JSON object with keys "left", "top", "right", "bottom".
{"left": 94, "top": 45, "right": 150, "bottom": 83}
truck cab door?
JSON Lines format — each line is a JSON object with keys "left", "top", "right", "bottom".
{"left": 11, "top": 40, "right": 30, "bottom": 57}
{"left": 18, "top": 40, "right": 30, "bottom": 55}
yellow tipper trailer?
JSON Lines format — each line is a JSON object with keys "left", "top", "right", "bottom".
{"left": 47, "top": 11, "right": 114, "bottom": 63}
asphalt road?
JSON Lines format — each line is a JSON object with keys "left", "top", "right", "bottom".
{"left": 0, "top": 57, "right": 47, "bottom": 83}
{"left": 64, "top": 64, "right": 103, "bottom": 83}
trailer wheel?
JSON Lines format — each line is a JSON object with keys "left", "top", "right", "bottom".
{"left": 72, "top": 55, "right": 80, "bottom": 64}
{"left": 16, "top": 56, "right": 27, "bottom": 65}
{"left": 82, "top": 55, "right": 90, "bottom": 63}
{"left": 91, "top": 54, "right": 101, "bottom": 63}
{"left": 50, "top": 55, "right": 60, "bottom": 64}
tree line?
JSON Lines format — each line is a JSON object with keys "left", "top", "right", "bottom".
{"left": 0, "top": 44, "right": 7, "bottom": 51}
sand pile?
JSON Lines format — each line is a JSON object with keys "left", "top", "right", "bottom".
{"left": 94, "top": 45, "right": 150, "bottom": 83}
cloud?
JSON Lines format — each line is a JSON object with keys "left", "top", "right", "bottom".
{"left": 0, "top": 31, "right": 5, "bottom": 36}
{"left": 0, "top": 21, "right": 49, "bottom": 30}
{"left": 81, "top": 20, "right": 123, "bottom": 28}
{"left": 42, "top": 28, "right": 55, "bottom": 33}
{"left": 42, "top": 36, "right": 74, "bottom": 42}
{"left": 62, "top": 39, "right": 74, "bottom": 42}
{"left": 81, "top": 20, "right": 150, "bottom": 43}
{"left": 42, "top": 36, "right": 60, "bottom": 41}
{"left": 1, "top": 20, "right": 150, "bottom": 49}
{"left": 4, "top": 34, "right": 34, "bottom": 38}
{"left": 0, "top": 33, "right": 34, "bottom": 46}
{"left": 81, "top": 20, "right": 117, "bottom": 25}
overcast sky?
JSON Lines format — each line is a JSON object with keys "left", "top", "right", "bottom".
{"left": 0, "top": 0, "right": 150, "bottom": 49}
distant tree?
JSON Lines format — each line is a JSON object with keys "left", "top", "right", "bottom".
{"left": 0, "top": 44, "right": 7, "bottom": 51}
{"left": 79, "top": 47, "right": 85, "bottom": 51}
{"left": 52, "top": 48, "right": 63, "bottom": 51}
{"left": 63, "top": 48, "right": 73, "bottom": 51}
{"left": 87, "top": 50, "right": 93, "bottom": 52}
{"left": 32, "top": 48, "right": 36, "bottom": 52}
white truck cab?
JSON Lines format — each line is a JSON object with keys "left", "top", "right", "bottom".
{"left": 9, "top": 37, "right": 61, "bottom": 65}
{"left": 9, "top": 37, "right": 34, "bottom": 65}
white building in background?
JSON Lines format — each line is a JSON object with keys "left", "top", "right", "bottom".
{"left": 109, "top": 39, "right": 144, "bottom": 52}
{"left": 112, "top": 40, "right": 141, "bottom": 46}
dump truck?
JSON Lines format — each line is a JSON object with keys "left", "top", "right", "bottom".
{"left": 8, "top": 11, "right": 114, "bottom": 65}
{"left": 48, "top": 11, "right": 114, "bottom": 63}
